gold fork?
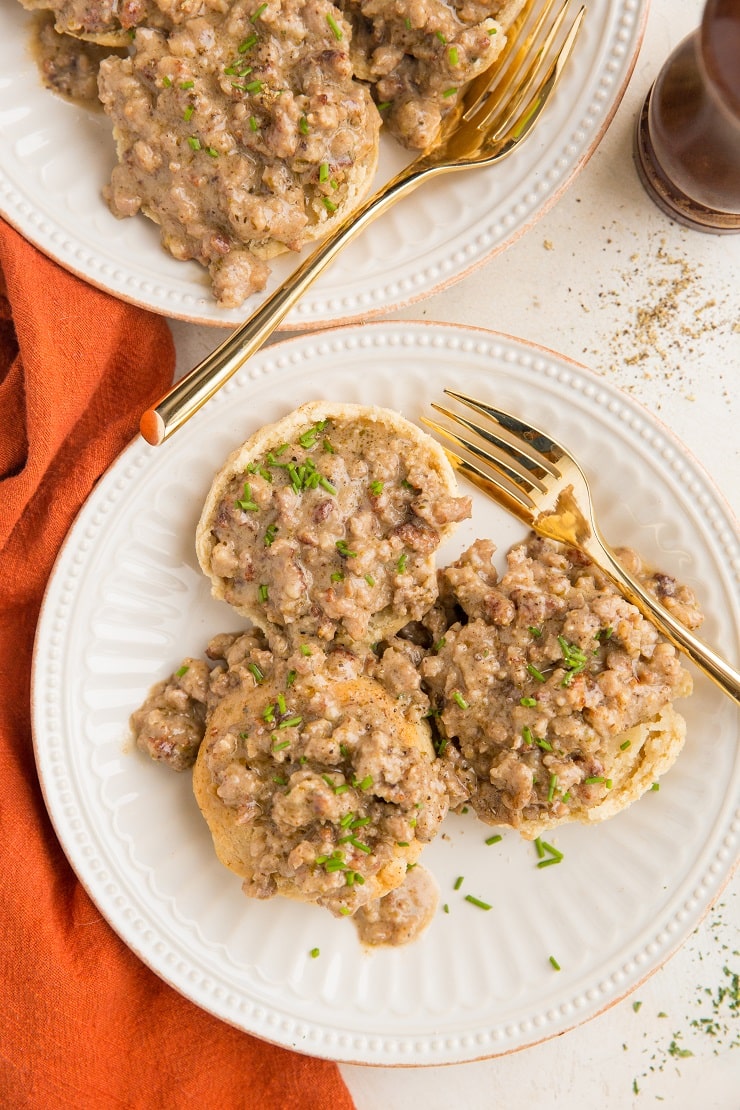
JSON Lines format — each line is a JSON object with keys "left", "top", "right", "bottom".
{"left": 140, "top": 0, "right": 586, "bottom": 446}
{"left": 422, "top": 390, "right": 740, "bottom": 705}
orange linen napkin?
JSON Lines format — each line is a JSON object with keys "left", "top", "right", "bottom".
{"left": 0, "top": 219, "right": 355, "bottom": 1110}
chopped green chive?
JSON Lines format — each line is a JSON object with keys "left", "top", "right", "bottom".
{"left": 335, "top": 540, "right": 357, "bottom": 558}
{"left": 251, "top": 3, "right": 267, "bottom": 20}
{"left": 239, "top": 33, "right": 258, "bottom": 51}
{"left": 535, "top": 737, "right": 553, "bottom": 752}
{"left": 433, "top": 637, "right": 446, "bottom": 652}
{"left": 364, "top": 574, "right": 375, "bottom": 587}
{"left": 310, "top": 947, "right": 320, "bottom": 958}
{"left": 279, "top": 715, "right": 302, "bottom": 729}
{"left": 264, "top": 523, "right": 278, "bottom": 546}
{"left": 528, "top": 626, "right": 542, "bottom": 638}
{"left": 162, "top": 75, "right": 172, "bottom": 87}
{"left": 396, "top": 552, "right": 408, "bottom": 573}
{"left": 547, "top": 773, "right": 558, "bottom": 803}
{"left": 236, "top": 482, "right": 259, "bottom": 511}
{"left": 300, "top": 644, "right": 312, "bottom": 656}
{"left": 453, "top": 876, "right": 464, "bottom": 890}
{"left": 183, "top": 105, "right": 194, "bottom": 121}
{"left": 322, "top": 197, "right": 337, "bottom": 213}
{"left": 299, "top": 115, "right": 309, "bottom": 135}
{"left": 632, "top": 1000, "right": 642, "bottom": 1012}
{"left": 584, "top": 775, "right": 605, "bottom": 785}
{"left": 272, "top": 739, "right": 290, "bottom": 751}
{"left": 651, "top": 782, "right": 660, "bottom": 791}
{"left": 330, "top": 571, "right": 344, "bottom": 583}
{"left": 443, "top": 903, "right": 449, "bottom": 914}
{"left": 245, "top": 80, "right": 263, "bottom": 93}
{"left": 557, "top": 635, "right": 589, "bottom": 685}
{"left": 376, "top": 101, "right": 391, "bottom": 111}
{"left": 180, "top": 80, "right": 194, "bottom": 89}
{"left": 326, "top": 12, "right": 342, "bottom": 38}
{"left": 465, "top": 894, "right": 492, "bottom": 910}
{"left": 286, "top": 670, "right": 296, "bottom": 687}
{"left": 206, "top": 147, "right": 219, "bottom": 157}
{"left": 620, "top": 739, "right": 631, "bottom": 751}
{"left": 520, "top": 696, "right": 537, "bottom": 707}
{"left": 452, "top": 691, "right": 469, "bottom": 710}
{"left": 174, "top": 665, "right": 189, "bottom": 678}
{"left": 527, "top": 663, "right": 546, "bottom": 682}
{"left": 258, "top": 583, "right": 269, "bottom": 602}
{"left": 442, "top": 87, "right": 458, "bottom": 98}
{"left": 247, "top": 662, "right": 264, "bottom": 684}
{"left": 485, "top": 834, "right": 502, "bottom": 846}
{"left": 249, "top": 115, "right": 260, "bottom": 131}
{"left": 448, "top": 46, "right": 459, "bottom": 65}
{"left": 549, "top": 955, "right": 561, "bottom": 971}
{"left": 435, "top": 30, "right": 446, "bottom": 43}
{"left": 369, "top": 480, "right": 384, "bottom": 495}
{"left": 319, "top": 161, "right": 329, "bottom": 182}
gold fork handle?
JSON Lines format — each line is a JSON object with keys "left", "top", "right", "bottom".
{"left": 139, "top": 164, "right": 430, "bottom": 446}
{"left": 584, "top": 533, "right": 740, "bottom": 705}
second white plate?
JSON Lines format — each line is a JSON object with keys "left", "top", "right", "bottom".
{"left": 1, "top": 0, "right": 646, "bottom": 326}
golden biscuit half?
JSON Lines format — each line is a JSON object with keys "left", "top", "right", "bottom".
{"left": 196, "top": 401, "right": 471, "bottom": 644}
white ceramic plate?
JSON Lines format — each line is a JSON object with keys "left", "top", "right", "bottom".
{"left": 1, "top": 0, "right": 646, "bottom": 328}
{"left": 32, "top": 322, "right": 739, "bottom": 1065}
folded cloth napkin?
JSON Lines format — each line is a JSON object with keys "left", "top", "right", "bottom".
{"left": 0, "top": 219, "right": 355, "bottom": 1110}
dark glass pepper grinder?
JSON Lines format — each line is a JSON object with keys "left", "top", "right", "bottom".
{"left": 634, "top": 0, "right": 740, "bottom": 232}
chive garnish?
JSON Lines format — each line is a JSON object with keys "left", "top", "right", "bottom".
{"left": 651, "top": 782, "right": 660, "bottom": 791}
{"left": 299, "top": 115, "right": 309, "bottom": 135}
{"left": 520, "top": 696, "right": 537, "bottom": 707}
{"left": 364, "top": 574, "right": 375, "bottom": 587}
{"left": 258, "top": 584, "right": 269, "bottom": 602}
{"left": 442, "top": 88, "right": 458, "bottom": 98}
{"left": 247, "top": 662, "right": 263, "bottom": 684}
{"left": 396, "top": 553, "right": 408, "bottom": 573}
{"left": 522, "top": 725, "right": 534, "bottom": 746}
{"left": 249, "top": 115, "right": 260, "bottom": 132}
{"left": 272, "top": 739, "right": 290, "bottom": 751}
{"left": 547, "top": 773, "right": 558, "bottom": 803}
{"left": 433, "top": 637, "right": 446, "bottom": 652}
{"left": 264, "top": 523, "right": 278, "bottom": 546}
{"left": 286, "top": 669, "right": 296, "bottom": 686}
{"left": 326, "top": 12, "right": 342, "bottom": 38}
{"left": 162, "top": 75, "right": 172, "bottom": 87}
{"left": 187, "top": 136, "right": 201, "bottom": 150}
{"left": 336, "top": 540, "right": 356, "bottom": 557}
{"left": 251, "top": 3, "right": 267, "bottom": 20}
{"left": 549, "top": 955, "right": 561, "bottom": 971}
{"left": 310, "top": 947, "right": 320, "bottom": 958}
{"left": 448, "top": 46, "right": 459, "bottom": 65}
{"left": 319, "top": 161, "right": 329, "bottom": 182}
{"left": 443, "top": 904, "right": 449, "bottom": 914}
{"left": 376, "top": 101, "right": 391, "bottom": 111}
{"left": 369, "top": 480, "right": 383, "bottom": 495}
{"left": 453, "top": 876, "right": 464, "bottom": 890}
{"left": 322, "top": 197, "right": 337, "bottom": 213}
{"left": 239, "top": 33, "right": 258, "bottom": 50}
{"left": 174, "top": 665, "right": 189, "bottom": 677}
{"left": 330, "top": 571, "right": 344, "bottom": 582}
{"left": 300, "top": 644, "right": 312, "bottom": 656}
{"left": 279, "top": 715, "right": 302, "bottom": 729}
{"left": 528, "top": 626, "right": 542, "bottom": 637}
{"left": 485, "top": 834, "right": 502, "bottom": 846}
{"left": 527, "top": 663, "right": 546, "bottom": 682}
{"left": 584, "top": 775, "right": 605, "bottom": 785}
{"left": 620, "top": 739, "right": 631, "bottom": 751}
{"left": 183, "top": 105, "right": 194, "bottom": 121}
{"left": 236, "top": 481, "right": 259, "bottom": 511}
{"left": 452, "top": 691, "right": 469, "bottom": 709}
{"left": 180, "top": 80, "right": 194, "bottom": 89}
{"left": 464, "top": 895, "right": 492, "bottom": 910}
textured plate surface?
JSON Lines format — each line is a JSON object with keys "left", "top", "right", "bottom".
{"left": 1, "top": 0, "right": 646, "bottom": 327}
{"left": 32, "top": 322, "right": 739, "bottom": 1065}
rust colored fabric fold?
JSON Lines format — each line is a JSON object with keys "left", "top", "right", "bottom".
{"left": 0, "top": 220, "right": 355, "bottom": 1110}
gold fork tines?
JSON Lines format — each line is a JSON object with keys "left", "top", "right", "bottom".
{"left": 424, "top": 391, "right": 740, "bottom": 705}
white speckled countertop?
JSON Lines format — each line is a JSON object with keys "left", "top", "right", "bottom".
{"left": 170, "top": 2, "right": 739, "bottom": 1105}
